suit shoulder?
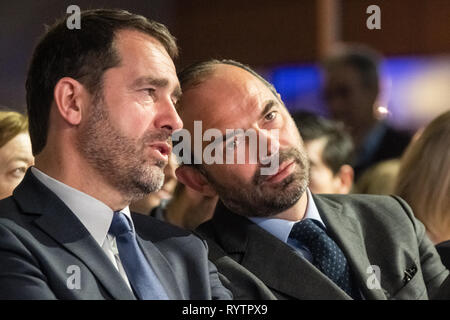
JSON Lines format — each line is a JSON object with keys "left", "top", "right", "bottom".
{"left": 131, "top": 212, "right": 203, "bottom": 243}
{"left": 314, "top": 193, "right": 415, "bottom": 224}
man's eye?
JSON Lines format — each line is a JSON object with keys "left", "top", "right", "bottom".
{"left": 265, "top": 111, "right": 277, "bottom": 121}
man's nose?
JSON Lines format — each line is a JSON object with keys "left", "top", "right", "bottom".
{"left": 155, "top": 98, "right": 183, "bottom": 133}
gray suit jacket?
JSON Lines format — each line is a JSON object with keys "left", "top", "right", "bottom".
{"left": 0, "top": 170, "right": 232, "bottom": 300}
{"left": 196, "top": 194, "right": 449, "bottom": 300}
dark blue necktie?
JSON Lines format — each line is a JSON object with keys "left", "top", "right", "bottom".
{"left": 289, "top": 218, "right": 357, "bottom": 298}
{"left": 108, "top": 211, "right": 168, "bottom": 300}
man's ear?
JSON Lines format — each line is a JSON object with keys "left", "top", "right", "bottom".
{"left": 175, "top": 165, "right": 217, "bottom": 197}
{"left": 53, "top": 77, "right": 86, "bottom": 126}
{"left": 336, "top": 164, "right": 354, "bottom": 194}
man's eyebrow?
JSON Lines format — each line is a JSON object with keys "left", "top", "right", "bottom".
{"left": 260, "top": 100, "right": 277, "bottom": 118}
{"left": 133, "top": 76, "right": 169, "bottom": 88}
{"left": 134, "top": 76, "right": 182, "bottom": 100}
{"left": 172, "top": 85, "right": 182, "bottom": 101}
{"left": 7, "top": 156, "right": 33, "bottom": 164}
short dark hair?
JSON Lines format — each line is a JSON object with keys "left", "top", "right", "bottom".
{"left": 293, "top": 111, "right": 354, "bottom": 174}
{"left": 322, "top": 44, "right": 381, "bottom": 93}
{"left": 26, "top": 8, "right": 177, "bottom": 155}
{"left": 178, "top": 59, "right": 281, "bottom": 103}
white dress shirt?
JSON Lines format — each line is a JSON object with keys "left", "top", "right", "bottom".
{"left": 31, "top": 167, "right": 132, "bottom": 290}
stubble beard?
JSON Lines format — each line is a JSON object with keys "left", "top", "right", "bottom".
{"left": 204, "top": 147, "right": 310, "bottom": 217}
{"left": 76, "top": 94, "right": 169, "bottom": 202}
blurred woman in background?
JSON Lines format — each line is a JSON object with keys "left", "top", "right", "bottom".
{"left": 395, "top": 110, "right": 450, "bottom": 267}
{"left": 0, "top": 111, "right": 34, "bottom": 199}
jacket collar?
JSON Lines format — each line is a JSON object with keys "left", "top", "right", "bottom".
{"left": 312, "top": 194, "right": 387, "bottom": 300}
{"left": 13, "top": 169, "right": 136, "bottom": 300}
{"left": 208, "top": 200, "right": 352, "bottom": 299}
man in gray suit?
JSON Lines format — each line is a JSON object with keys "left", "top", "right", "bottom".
{"left": 174, "top": 59, "right": 449, "bottom": 300}
{"left": 0, "top": 9, "right": 231, "bottom": 300}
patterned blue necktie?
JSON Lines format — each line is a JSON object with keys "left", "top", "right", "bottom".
{"left": 108, "top": 211, "right": 168, "bottom": 300}
{"left": 289, "top": 218, "right": 357, "bottom": 298}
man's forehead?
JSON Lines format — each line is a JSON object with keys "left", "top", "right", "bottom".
{"left": 180, "top": 65, "right": 276, "bottom": 129}
{"left": 114, "top": 29, "right": 175, "bottom": 70}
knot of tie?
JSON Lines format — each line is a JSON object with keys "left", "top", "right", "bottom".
{"left": 289, "top": 218, "right": 327, "bottom": 247}
{"left": 109, "top": 211, "right": 132, "bottom": 237}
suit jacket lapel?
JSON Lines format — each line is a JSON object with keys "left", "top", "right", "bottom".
{"left": 136, "top": 235, "right": 183, "bottom": 299}
{"left": 211, "top": 202, "right": 351, "bottom": 300}
{"left": 313, "top": 194, "right": 387, "bottom": 300}
{"left": 13, "top": 170, "right": 136, "bottom": 300}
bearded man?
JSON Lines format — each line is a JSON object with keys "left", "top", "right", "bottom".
{"left": 175, "top": 59, "right": 449, "bottom": 300}
{"left": 0, "top": 9, "right": 231, "bottom": 300}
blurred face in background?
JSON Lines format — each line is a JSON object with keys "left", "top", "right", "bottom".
{"left": 323, "top": 64, "right": 377, "bottom": 140}
{"left": 0, "top": 132, "right": 34, "bottom": 199}
{"left": 304, "top": 137, "right": 353, "bottom": 195}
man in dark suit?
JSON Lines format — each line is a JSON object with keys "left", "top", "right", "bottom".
{"left": 174, "top": 59, "right": 449, "bottom": 300}
{"left": 0, "top": 9, "right": 231, "bottom": 300}
{"left": 322, "top": 45, "right": 412, "bottom": 180}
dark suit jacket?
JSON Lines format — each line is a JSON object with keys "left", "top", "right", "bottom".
{"left": 0, "top": 171, "right": 232, "bottom": 300}
{"left": 196, "top": 194, "right": 449, "bottom": 300}
{"left": 436, "top": 241, "right": 450, "bottom": 270}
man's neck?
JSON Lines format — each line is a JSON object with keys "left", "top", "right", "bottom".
{"left": 272, "top": 191, "right": 309, "bottom": 222}
{"left": 34, "top": 152, "right": 130, "bottom": 211}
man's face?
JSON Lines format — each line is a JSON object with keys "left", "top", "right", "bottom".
{"left": 304, "top": 137, "right": 340, "bottom": 194}
{"left": 77, "top": 30, "right": 182, "bottom": 201}
{"left": 323, "top": 64, "right": 375, "bottom": 134}
{"left": 179, "top": 65, "right": 309, "bottom": 217}
{"left": 0, "top": 132, "right": 34, "bottom": 199}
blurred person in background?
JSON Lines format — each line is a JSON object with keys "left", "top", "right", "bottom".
{"left": 353, "top": 159, "right": 400, "bottom": 195}
{"left": 293, "top": 111, "right": 354, "bottom": 194}
{"left": 132, "top": 153, "right": 218, "bottom": 230}
{"left": 322, "top": 44, "right": 412, "bottom": 180}
{"left": 0, "top": 110, "right": 34, "bottom": 199}
{"left": 151, "top": 182, "right": 219, "bottom": 230}
{"left": 395, "top": 110, "right": 450, "bottom": 268}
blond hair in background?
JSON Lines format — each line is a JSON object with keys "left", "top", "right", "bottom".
{"left": 353, "top": 158, "right": 400, "bottom": 195}
{"left": 0, "top": 111, "right": 29, "bottom": 147}
{"left": 395, "top": 110, "right": 450, "bottom": 244}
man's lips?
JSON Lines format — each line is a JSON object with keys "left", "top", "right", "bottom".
{"left": 148, "top": 142, "right": 171, "bottom": 160}
{"left": 264, "top": 160, "right": 295, "bottom": 184}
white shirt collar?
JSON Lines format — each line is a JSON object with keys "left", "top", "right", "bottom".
{"left": 31, "top": 167, "right": 133, "bottom": 247}
{"left": 249, "top": 188, "right": 324, "bottom": 243}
